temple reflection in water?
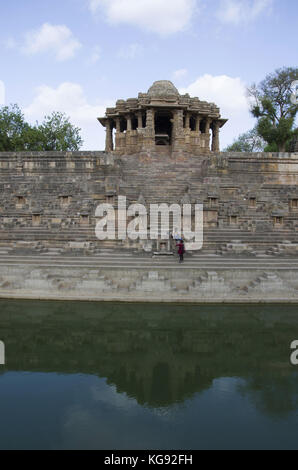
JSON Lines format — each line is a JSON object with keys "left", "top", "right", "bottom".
{"left": 1, "top": 300, "right": 297, "bottom": 416}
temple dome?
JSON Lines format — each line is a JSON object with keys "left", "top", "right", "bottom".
{"left": 148, "top": 80, "right": 179, "bottom": 97}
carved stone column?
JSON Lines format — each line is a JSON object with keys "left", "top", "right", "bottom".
{"left": 105, "top": 119, "right": 113, "bottom": 152}
{"left": 205, "top": 117, "right": 211, "bottom": 135}
{"left": 114, "top": 117, "right": 121, "bottom": 153}
{"left": 115, "top": 117, "right": 121, "bottom": 133}
{"left": 176, "top": 109, "right": 184, "bottom": 135}
{"left": 143, "top": 108, "right": 155, "bottom": 149}
{"left": 195, "top": 115, "right": 202, "bottom": 134}
{"left": 137, "top": 112, "right": 143, "bottom": 129}
{"left": 185, "top": 112, "right": 190, "bottom": 130}
{"left": 204, "top": 117, "right": 211, "bottom": 152}
{"left": 145, "top": 109, "right": 155, "bottom": 137}
{"left": 212, "top": 121, "right": 220, "bottom": 152}
{"left": 172, "top": 109, "right": 184, "bottom": 151}
{"left": 126, "top": 115, "right": 132, "bottom": 132}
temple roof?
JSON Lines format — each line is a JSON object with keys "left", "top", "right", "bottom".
{"left": 98, "top": 80, "right": 228, "bottom": 129}
{"left": 148, "top": 80, "right": 179, "bottom": 97}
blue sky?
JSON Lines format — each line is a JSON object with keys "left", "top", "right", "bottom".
{"left": 0, "top": 0, "right": 296, "bottom": 150}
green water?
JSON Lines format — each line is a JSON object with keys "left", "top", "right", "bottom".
{"left": 0, "top": 300, "right": 297, "bottom": 450}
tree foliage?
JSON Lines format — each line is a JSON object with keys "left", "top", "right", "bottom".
{"left": 0, "top": 104, "right": 31, "bottom": 151}
{"left": 248, "top": 67, "right": 298, "bottom": 152}
{"left": 0, "top": 105, "right": 83, "bottom": 151}
{"left": 38, "top": 112, "right": 83, "bottom": 151}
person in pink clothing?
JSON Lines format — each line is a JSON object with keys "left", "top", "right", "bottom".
{"left": 176, "top": 239, "right": 185, "bottom": 263}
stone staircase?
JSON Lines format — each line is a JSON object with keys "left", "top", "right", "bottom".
{"left": 0, "top": 250, "right": 298, "bottom": 271}
{"left": 1, "top": 150, "right": 298, "bottom": 257}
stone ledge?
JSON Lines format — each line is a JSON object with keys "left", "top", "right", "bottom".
{"left": 1, "top": 262, "right": 298, "bottom": 303}
{"left": 0, "top": 292, "right": 298, "bottom": 304}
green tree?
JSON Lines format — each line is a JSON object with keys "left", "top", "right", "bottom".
{"left": 22, "top": 126, "right": 46, "bottom": 151}
{"left": 0, "top": 104, "right": 31, "bottom": 151}
{"left": 0, "top": 105, "right": 83, "bottom": 151}
{"left": 248, "top": 67, "right": 298, "bottom": 152}
{"left": 38, "top": 112, "right": 83, "bottom": 151}
{"left": 224, "top": 126, "right": 266, "bottom": 152}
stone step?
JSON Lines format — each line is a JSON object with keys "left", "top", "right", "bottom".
{"left": 1, "top": 255, "right": 298, "bottom": 270}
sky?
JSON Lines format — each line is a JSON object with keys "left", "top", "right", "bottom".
{"left": 0, "top": 0, "right": 297, "bottom": 150}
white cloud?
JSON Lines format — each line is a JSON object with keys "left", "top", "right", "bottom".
{"left": 24, "top": 82, "right": 112, "bottom": 150}
{"left": 173, "top": 69, "right": 188, "bottom": 80}
{"left": 180, "top": 74, "right": 255, "bottom": 148}
{"left": 88, "top": 0, "right": 197, "bottom": 35}
{"left": 22, "top": 23, "right": 82, "bottom": 61}
{"left": 0, "top": 81, "right": 5, "bottom": 105}
{"left": 118, "top": 43, "right": 144, "bottom": 59}
{"left": 216, "top": 0, "right": 273, "bottom": 25}
{"left": 91, "top": 384, "right": 139, "bottom": 410}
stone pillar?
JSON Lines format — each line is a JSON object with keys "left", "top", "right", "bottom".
{"left": 212, "top": 121, "right": 220, "bottom": 152}
{"left": 176, "top": 109, "right": 184, "bottom": 135}
{"left": 204, "top": 117, "right": 211, "bottom": 152}
{"left": 145, "top": 109, "right": 155, "bottom": 137}
{"left": 115, "top": 117, "right": 121, "bottom": 133}
{"left": 126, "top": 115, "right": 132, "bottom": 131}
{"left": 172, "top": 109, "right": 184, "bottom": 151}
{"left": 195, "top": 115, "right": 202, "bottom": 134}
{"left": 185, "top": 112, "right": 190, "bottom": 129}
{"left": 114, "top": 117, "right": 121, "bottom": 153}
{"left": 137, "top": 112, "right": 143, "bottom": 129}
{"left": 205, "top": 117, "right": 211, "bottom": 135}
{"left": 105, "top": 119, "right": 113, "bottom": 152}
{"left": 143, "top": 108, "right": 155, "bottom": 149}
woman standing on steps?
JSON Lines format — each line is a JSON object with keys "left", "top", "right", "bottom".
{"left": 176, "top": 239, "right": 185, "bottom": 263}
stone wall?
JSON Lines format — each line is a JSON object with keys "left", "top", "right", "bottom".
{"left": 0, "top": 150, "right": 298, "bottom": 254}
{"left": 0, "top": 262, "right": 298, "bottom": 303}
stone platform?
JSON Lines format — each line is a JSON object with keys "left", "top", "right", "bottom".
{"left": 0, "top": 251, "right": 298, "bottom": 303}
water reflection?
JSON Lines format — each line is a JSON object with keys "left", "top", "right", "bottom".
{"left": 0, "top": 300, "right": 297, "bottom": 449}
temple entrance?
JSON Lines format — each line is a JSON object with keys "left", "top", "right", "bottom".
{"left": 155, "top": 111, "right": 173, "bottom": 146}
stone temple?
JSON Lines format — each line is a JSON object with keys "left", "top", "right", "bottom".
{"left": 0, "top": 80, "right": 298, "bottom": 303}
{"left": 98, "top": 80, "right": 227, "bottom": 155}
